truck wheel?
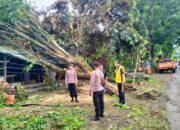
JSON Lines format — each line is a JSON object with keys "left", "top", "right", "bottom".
{"left": 173, "top": 69, "right": 176, "bottom": 73}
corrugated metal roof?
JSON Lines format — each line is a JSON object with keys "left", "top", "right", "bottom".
{"left": 0, "top": 47, "right": 28, "bottom": 61}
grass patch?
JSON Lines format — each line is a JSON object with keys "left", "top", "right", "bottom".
{"left": 122, "top": 103, "right": 169, "bottom": 130}
{"left": 49, "top": 105, "right": 86, "bottom": 130}
{"left": 146, "top": 75, "right": 162, "bottom": 91}
{"left": 0, "top": 114, "right": 48, "bottom": 130}
{"left": 0, "top": 105, "right": 86, "bottom": 130}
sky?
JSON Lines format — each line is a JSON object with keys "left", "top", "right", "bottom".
{"left": 28, "top": 0, "right": 58, "bottom": 11}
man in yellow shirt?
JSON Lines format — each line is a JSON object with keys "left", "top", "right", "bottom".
{"left": 115, "top": 60, "right": 129, "bottom": 109}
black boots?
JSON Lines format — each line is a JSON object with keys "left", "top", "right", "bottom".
{"left": 100, "top": 114, "right": 104, "bottom": 118}
{"left": 91, "top": 116, "right": 100, "bottom": 121}
{"left": 100, "top": 110, "right": 104, "bottom": 118}
{"left": 91, "top": 113, "right": 104, "bottom": 121}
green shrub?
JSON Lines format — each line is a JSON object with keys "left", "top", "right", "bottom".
{"left": 63, "top": 107, "right": 86, "bottom": 130}
{"left": 0, "top": 105, "right": 86, "bottom": 130}
{"left": 122, "top": 104, "right": 169, "bottom": 130}
{"left": 106, "top": 57, "right": 115, "bottom": 80}
{"left": 0, "top": 115, "right": 48, "bottom": 130}
{"left": 47, "top": 111, "right": 61, "bottom": 121}
{"left": 52, "top": 106, "right": 86, "bottom": 130}
{"left": 135, "top": 75, "right": 144, "bottom": 83}
{"left": 0, "top": 117, "right": 15, "bottom": 130}
{"left": 126, "top": 77, "right": 133, "bottom": 83}
{"left": 27, "top": 116, "right": 48, "bottom": 130}
{"left": 144, "top": 76, "right": 151, "bottom": 81}
{"left": 0, "top": 94, "right": 6, "bottom": 108}
{"left": 14, "top": 84, "right": 28, "bottom": 101}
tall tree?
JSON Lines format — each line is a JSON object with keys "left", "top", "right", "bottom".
{"left": 135, "top": 0, "right": 180, "bottom": 70}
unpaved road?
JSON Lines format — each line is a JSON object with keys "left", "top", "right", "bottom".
{"left": 167, "top": 67, "right": 180, "bottom": 130}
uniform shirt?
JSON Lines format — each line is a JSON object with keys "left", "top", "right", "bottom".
{"left": 90, "top": 69, "right": 104, "bottom": 92}
{"left": 65, "top": 69, "right": 78, "bottom": 85}
{"left": 115, "top": 66, "right": 124, "bottom": 83}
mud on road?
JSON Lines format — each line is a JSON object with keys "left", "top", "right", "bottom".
{"left": 167, "top": 67, "right": 180, "bottom": 130}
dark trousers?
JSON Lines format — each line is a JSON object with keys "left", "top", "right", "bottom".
{"left": 117, "top": 83, "right": 125, "bottom": 104}
{"left": 93, "top": 90, "right": 104, "bottom": 118}
{"left": 68, "top": 83, "right": 77, "bottom": 99}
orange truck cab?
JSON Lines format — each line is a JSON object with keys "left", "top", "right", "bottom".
{"left": 158, "top": 58, "right": 177, "bottom": 73}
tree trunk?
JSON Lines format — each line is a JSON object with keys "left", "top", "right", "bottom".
{"left": 150, "top": 46, "right": 157, "bottom": 72}
{"left": 132, "top": 51, "right": 139, "bottom": 88}
{"left": 103, "top": 79, "right": 118, "bottom": 95}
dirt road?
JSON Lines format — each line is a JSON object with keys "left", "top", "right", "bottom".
{"left": 167, "top": 67, "right": 180, "bottom": 130}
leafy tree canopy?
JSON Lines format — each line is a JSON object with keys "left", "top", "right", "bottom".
{"left": 0, "top": 0, "right": 30, "bottom": 23}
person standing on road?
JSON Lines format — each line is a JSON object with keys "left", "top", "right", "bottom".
{"left": 89, "top": 62, "right": 104, "bottom": 121}
{"left": 115, "top": 60, "right": 129, "bottom": 109}
{"left": 65, "top": 63, "right": 79, "bottom": 103}
{"left": 145, "top": 60, "right": 151, "bottom": 75}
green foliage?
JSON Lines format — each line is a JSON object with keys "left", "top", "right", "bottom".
{"left": 136, "top": 75, "right": 144, "bottom": 83}
{"left": 63, "top": 107, "right": 86, "bottom": 130}
{"left": 0, "top": 94, "right": 6, "bottom": 108}
{"left": 39, "top": 0, "right": 146, "bottom": 70}
{"left": 122, "top": 104, "right": 168, "bottom": 130}
{"left": 0, "top": 92, "right": 25, "bottom": 109}
{"left": 0, "top": 105, "right": 86, "bottom": 130}
{"left": 144, "top": 76, "right": 151, "bottom": 81}
{"left": 0, "top": 115, "right": 48, "bottom": 130}
{"left": 13, "top": 102, "right": 23, "bottom": 110}
{"left": 50, "top": 106, "right": 86, "bottom": 130}
{"left": 14, "top": 84, "right": 28, "bottom": 101}
{"left": 0, "top": 116, "right": 18, "bottom": 130}
{"left": 135, "top": 0, "right": 180, "bottom": 59}
{"left": 24, "top": 63, "right": 35, "bottom": 72}
{"left": 117, "top": 52, "right": 134, "bottom": 70}
{"left": 27, "top": 116, "right": 48, "bottom": 130}
{"left": 47, "top": 111, "right": 61, "bottom": 121}
{"left": 0, "top": 0, "right": 30, "bottom": 23}
{"left": 106, "top": 57, "right": 115, "bottom": 80}
{"left": 87, "top": 45, "right": 108, "bottom": 64}
{"left": 126, "top": 77, "right": 133, "bottom": 83}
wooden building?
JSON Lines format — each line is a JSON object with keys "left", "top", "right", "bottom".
{"left": 0, "top": 48, "right": 45, "bottom": 84}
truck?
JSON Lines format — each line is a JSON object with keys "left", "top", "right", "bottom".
{"left": 158, "top": 58, "right": 177, "bottom": 73}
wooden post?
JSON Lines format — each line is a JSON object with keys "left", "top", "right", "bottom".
{"left": 38, "top": 74, "right": 41, "bottom": 83}
{"left": 4, "top": 55, "right": 7, "bottom": 81}
{"left": 24, "top": 72, "right": 30, "bottom": 84}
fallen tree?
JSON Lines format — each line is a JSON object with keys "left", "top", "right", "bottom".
{"left": 0, "top": 15, "right": 117, "bottom": 95}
